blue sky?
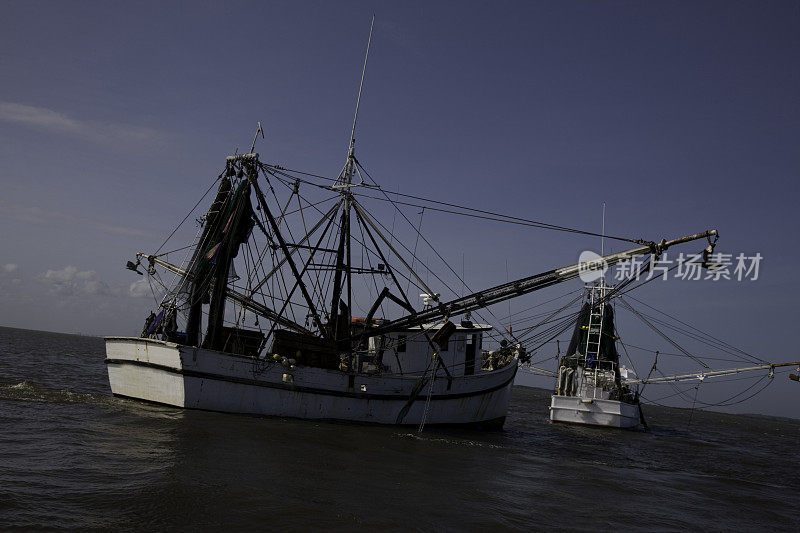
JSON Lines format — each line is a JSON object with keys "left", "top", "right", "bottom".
{"left": 1, "top": 1, "right": 798, "bottom": 416}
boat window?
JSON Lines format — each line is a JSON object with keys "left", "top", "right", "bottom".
{"left": 397, "top": 335, "right": 406, "bottom": 353}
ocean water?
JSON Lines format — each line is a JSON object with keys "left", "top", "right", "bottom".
{"left": 0, "top": 326, "right": 798, "bottom": 531}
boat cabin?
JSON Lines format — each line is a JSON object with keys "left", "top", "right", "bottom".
{"left": 366, "top": 320, "right": 492, "bottom": 376}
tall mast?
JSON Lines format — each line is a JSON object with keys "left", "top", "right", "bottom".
{"left": 331, "top": 16, "right": 375, "bottom": 348}
{"left": 600, "top": 202, "right": 606, "bottom": 287}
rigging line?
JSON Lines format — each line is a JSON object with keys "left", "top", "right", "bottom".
{"left": 169, "top": 223, "right": 205, "bottom": 297}
{"left": 288, "top": 182, "right": 331, "bottom": 310}
{"left": 615, "top": 327, "right": 640, "bottom": 380}
{"left": 388, "top": 185, "right": 398, "bottom": 277}
{"left": 514, "top": 258, "right": 650, "bottom": 348}
{"left": 514, "top": 290, "right": 596, "bottom": 339}
{"left": 157, "top": 242, "right": 195, "bottom": 257}
{"left": 517, "top": 303, "right": 589, "bottom": 346}
{"left": 256, "top": 174, "right": 321, "bottom": 333}
{"left": 351, "top": 203, "right": 420, "bottom": 317}
{"left": 307, "top": 217, "right": 336, "bottom": 312}
{"left": 628, "top": 310, "right": 764, "bottom": 364}
{"left": 349, "top": 205, "right": 452, "bottom": 376}
{"left": 624, "top": 293, "right": 764, "bottom": 364}
{"left": 506, "top": 305, "right": 593, "bottom": 328}
{"left": 353, "top": 174, "right": 513, "bottom": 342}
{"left": 519, "top": 294, "right": 583, "bottom": 338}
{"left": 355, "top": 155, "right": 642, "bottom": 247}
{"left": 260, "top": 205, "right": 340, "bottom": 345}
{"left": 244, "top": 199, "right": 343, "bottom": 300}
{"left": 512, "top": 303, "right": 584, "bottom": 338}
{"left": 695, "top": 373, "right": 770, "bottom": 407}
{"left": 616, "top": 300, "right": 767, "bottom": 364}
{"left": 705, "top": 376, "right": 775, "bottom": 407}
{"left": 351, "top": 158, "right": 646, "bottom": 244}
{"left": 262, "top": 164, "right": 337, "bottom": 183}
{"left": 406, "top": 207, "right": 425, "bottom": 297}
{"left": 641, "top": 384, "right": 699, "bottom": 404}
{"left": 286, "top": 195, "right": 339, "bottom": 217}
{"left": 351, "top": 200, "right": 437, "bottom": 297}
{"left": 525, "top": 313, "right": 583, "bottom": 353}
{"left": 511, "top": 292, "right": 584, "bottom": 338}
{"left": 646, "top": 372, "right": 773, "bottom": 408}
{"left": 352, "top": 190, "right": 633, "bottom": 239}
{"left": 236, "top": 243, "right": 251, "bottom": 326}
{"left": 270, "top": 177, "right": 305, "bottom": 324}
{"left": 266, "top": 167, "right": 339, "bottom": 196}
{"left": 663, "top": 377, "right": 699, "bottom": 405}
{"left": 247, "top": 225, "right": 279, "bottom": 318}
{"left": 296, "top": 184, "right": 309, "bottom": 244}
{"left": 618, "top": 296, "right": 710, "bottom": 369}
{"left": 419, "top": 355, "right": 437, "bottom": 433}
{"left": 502, "top": 309, "right": 572, "bottom": 328}
{"left": 147, "top": 274, "right": 159, "bottom": 308}
{"left": 317, "top": 215, "right": 341, "bottom": 320}
{"left": 266, "top": 168, "right": 408, "bottom": 274}
{"left": 605, "top": 262, "right": 681, "bottom": 298}
{"left": 611, "top": 342, "right": 761, "bottom": 364}
{"left": 496, "top": 288, "right": 584, "bottom": 321}
{"left": 355, "top": 213, "right": 385, "bottom": 317}
{"left": 517, "top": 312, "right": 584, "bottom": 346}
{"left": 271, "top": 158, "right": 648, "bottom": 248}
{"left": 154, "top": 172, "right": 224, "bottom": 255}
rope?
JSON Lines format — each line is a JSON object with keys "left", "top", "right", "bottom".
{"left": 418, "top": 355, "right": 438, "bottom": 433}
{"left": 153, "top": 173, "right": 223, "bottom": 255}
{"left": 263, "top": 163, "right": 648, "bottom": 245}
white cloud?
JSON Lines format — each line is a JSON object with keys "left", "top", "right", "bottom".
{"left": 44, "top": 265, "right": 78, "bottom": 283}
{"left": 84, "top": 279, "right": 114, "bottom": 296}
{"left": 129, "top": 278, "right": 154, "bottom": 299}
{"left": 0, "top": 263, "right": 22, "bottom": 295}
{"left": 75, "top": 270, "right": 96, "bottom": 281}
{"left": 39, "top": 265, "right": 118, "bottom": 297}
{"left": 0, "top": 101, "right": 165, "bottom": 147}
{"left": 0, "top": 200, "right": 151, "bottom": 238}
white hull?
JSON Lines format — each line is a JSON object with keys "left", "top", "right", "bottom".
{"left": 549, "top": 394, "right": 640, "bottom": 429}
{"left": 105, "top": 337, "right": 516, "bottom": 427}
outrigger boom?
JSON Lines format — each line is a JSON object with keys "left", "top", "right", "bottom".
{"left": 368, "top": 229, "right": 719, "bottom": 336}
{"left": 626, "top": 361, "right": 800, "bottom": 385}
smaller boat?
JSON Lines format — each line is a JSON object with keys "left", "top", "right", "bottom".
{"left": 545, "top": 279, "right": 800, "bottom": 429}
{"left": 550, "top": 281, "right": 642, "bottom": 428}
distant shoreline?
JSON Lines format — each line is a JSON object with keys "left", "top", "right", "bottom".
{"left": 0, "top": 324, "right": 103, "bottom": 338}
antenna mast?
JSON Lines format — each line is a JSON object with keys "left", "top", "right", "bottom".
{"left": 601, "top": 202, "right": 606, "bottom": 285}
{"left": 345, "top": 14, "right": 375, "bottom": 178}
{"left": 330, "top": 16, "right": 375, "bottom": 348}
{"left": 249, "top": 121, "right": 264, "bottom": 154}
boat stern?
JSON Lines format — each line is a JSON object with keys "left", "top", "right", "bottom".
{"left": 549, "top": 394, "right": 640, "bottom": 429}
{"left": 104, "top": 337, "right": 187, "bottom": 407}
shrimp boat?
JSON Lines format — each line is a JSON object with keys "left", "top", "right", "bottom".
{"left": 105, "top": 28, "right": 723, "bottom": 428}
{"left": 551, "top": 281, "right": 641, "bottom": 428}
{"left": 106, "top": 146, "right": 722, "bottom": 428}
{"left": 546, "top": 280, "right": 800, "bottom": 429}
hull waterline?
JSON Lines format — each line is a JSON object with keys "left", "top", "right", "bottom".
{"left": 106, "top": 337, "right": 516, "bottom": 427}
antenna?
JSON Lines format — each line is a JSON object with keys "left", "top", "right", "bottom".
{"left": 346, "top": 15, "right": 374, "bottom": 169}
{"left": 601, "top": 202, "right": 606, "bottom": 257}
{"left": 329, "top": 17, "right": 375, "bottom": 348}
{"left": 249, "top": 121, "right": 265, "bottom": 154}
{"left": 601, "top": 202, "right": 606, "bottom": 285}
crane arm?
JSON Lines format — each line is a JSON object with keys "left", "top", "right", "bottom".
{"left": 367, "top": 230, "right": 718, "bottom": 336}
{"left": 138, "top": 253, "right": 313, "bottom": 335}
